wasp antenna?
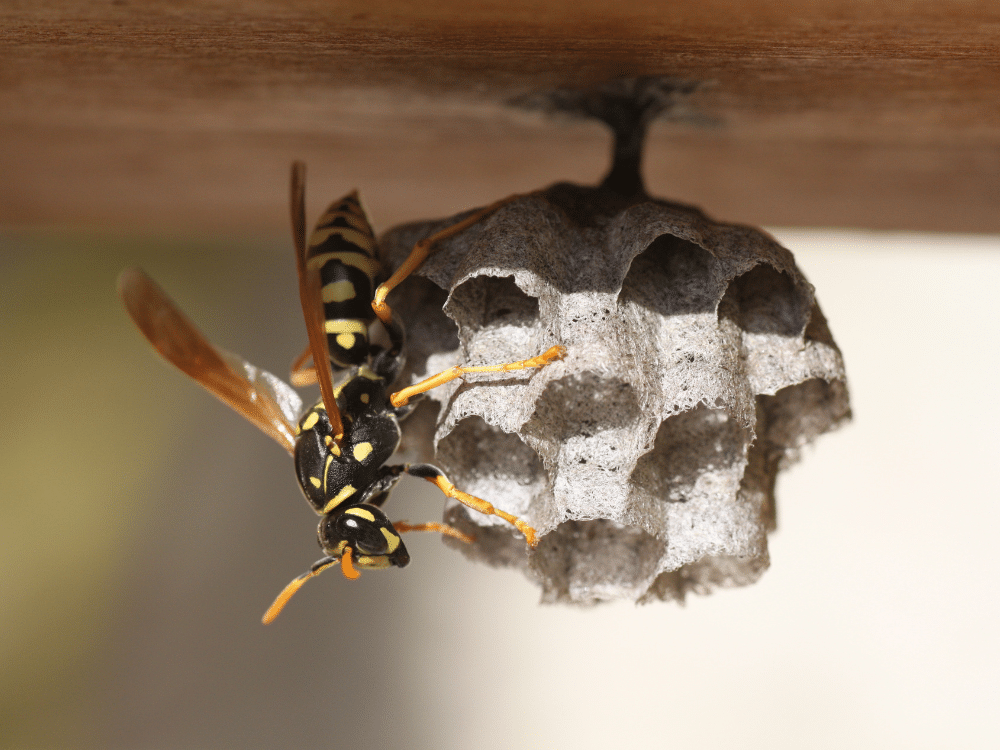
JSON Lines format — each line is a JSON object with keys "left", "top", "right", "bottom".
{"left": 262, "top": 556, "right": 339, "bottom": 625}
{"left": 118, "top": 266, "right": 300, "bottom": 453}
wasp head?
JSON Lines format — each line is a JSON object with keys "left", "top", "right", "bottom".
{"left": 319, "top": 504, "right": 410, "bottom": 570}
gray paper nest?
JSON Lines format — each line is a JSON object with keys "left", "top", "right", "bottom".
{"left": 381, "top": 181, "right": 849, "bottom": 604}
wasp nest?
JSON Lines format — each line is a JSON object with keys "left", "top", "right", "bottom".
{"left": 382, "top": 181, "right": 849, "bottom": 605}
{"left": 382, "top": 77, "right": 848, "bottom": 604}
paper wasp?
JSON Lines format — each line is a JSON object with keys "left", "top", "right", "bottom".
{"left": 119, "top": 162, "right": 564, "bottom": 623}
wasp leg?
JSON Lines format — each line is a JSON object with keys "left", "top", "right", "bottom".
{"left": 390, "top": 345, "right": 565, "bottom": 408}
{"left": 289, "top": 344, "right": 318, "bottom": 387}
{"left": 393, "top": 521, "right": 474, "bottom": 544}
{"left": 371, "top": 194, "right": 522, "bottom": 327}
{"left": 405, "top": 464, "right": 539, "bottom": 547}
{"left": 357, "top": 465, "right": 407, "bottom": 507}
{"left": 368, "top": 301, "right": 407, "bottom": 385}
{"left": 359, "top": 467, "right": 474, "bottom": 542}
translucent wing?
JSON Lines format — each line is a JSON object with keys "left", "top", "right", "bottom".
{"left": 118, "top": 267, "right": 302, "bottom": 454}
{"left": 290, "top": 160, "right": 345, "bottom": 442}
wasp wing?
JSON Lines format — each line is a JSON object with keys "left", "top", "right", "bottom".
{"left": 217, "top": 351, "right": 303, "bottom": 434}
{"left": 290, "top": 160, "right": 344, "bottom": 441}
{"left": 118, "top": 267, "right": 301, "bottom": 454}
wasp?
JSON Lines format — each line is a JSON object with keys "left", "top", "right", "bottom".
{"left": 119, "top": 162, "right": 564, "bottom": 623}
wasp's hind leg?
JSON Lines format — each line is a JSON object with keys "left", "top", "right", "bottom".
{"left": 368, "top": 300, "right": 407, "bottom": 385}
{"left": 289, "top": 344, "right": 319, "bottom": 387}
{"left": 371, "top": 194, "right": 523, "bottom": 328}
{"left": 389, "top": 345, "right": 565, "bottom": 408}
{"left": 405, "top": 463, "right": 539, "bottom": 547}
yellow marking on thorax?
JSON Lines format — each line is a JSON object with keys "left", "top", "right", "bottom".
{"left": 380, "top": 527, "right": 400, "bottom": 553}
{"left": 309, "top": 477, "right": 322, "bottom": 488}
{"left": 336, "top": 333, "right": 356, "bottom": 350}
{"left": 324, "top": 435, "right": 341, "bottom": 456}
{"left": 323, "top": 454, "right": 334, "bottom": 493}
{"left": 301, "top": 411, "right": 320, "bottom": 431}
{"left": 323, "top": 484, "right": 356, "bottom": 514}
{"left": 345, "top": 506, "right": 376, "bottom": 522}
{"left": 307, "top": 250, "right": 380, "bottom": 280}
{"left": 358, "top": 365, "right": 381, "bottom": 381}
{"left": 322, "top": 280, "right": 357, "bottom": 303}
{"left": 324, "top": 319, "right": 368, "bottom": 335}
{"left": 360, "top": 393, "right": 370, "bottom": 404}
{"left": 352, "top": 442, "right": 373, "bottom": 462}
{"left": 308, "top": 226, "right": 375, "bottom": 254}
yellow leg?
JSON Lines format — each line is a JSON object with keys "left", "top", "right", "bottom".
{"left": 413, "top": 468, "right": 539, "bottom": 548}
{"left": 290, "top": 344, "right": 318, "bottom": 387}
{"left": 371, "top": 194, "right": 522, "bottom": 327}
{"left": 390, "top": 345, "right": 565, "bottom": 408}
{"left": 394, "top": 521, "right": 475, "bottom": 544}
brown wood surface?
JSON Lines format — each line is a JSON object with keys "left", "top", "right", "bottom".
{"left": 2, "top": 0, "right": 999, "bottom": 234}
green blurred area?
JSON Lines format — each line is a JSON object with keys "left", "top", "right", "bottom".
{"left": 0, "top": 227, "right": 515, "bottom": 750}
{"left": 0, "top": 232, "right": 279, "bottom": 748}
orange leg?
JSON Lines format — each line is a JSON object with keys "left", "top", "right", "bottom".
{"left": 394, "top": 521, "right": 474, "bottom": 545}
{"left": 408, "top": 465, "right": 539, "bottom": 547}
{"left": 371, "top": 194, "right": 522, "bottom": 327}
{"left": 289, "top": 344, "right": 318, "bottom": 387}
{"left": 390, "top": 345, "right": 565, "bottom": 408}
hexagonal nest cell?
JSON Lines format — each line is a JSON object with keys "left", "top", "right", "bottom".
{"left": 380, "top": 178, "right": 849, "bottom": 605}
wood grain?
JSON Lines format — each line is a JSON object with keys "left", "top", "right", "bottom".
{"left": 3, "top": 1, "right": 998, "bottom": 233}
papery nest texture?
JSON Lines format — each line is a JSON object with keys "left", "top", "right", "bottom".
{"left": 381, "top": 181, "right": 850, "bottom": 604}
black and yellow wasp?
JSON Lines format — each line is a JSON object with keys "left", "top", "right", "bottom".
{"left": 119, "top": 162, "right": 564, "bottom": 623}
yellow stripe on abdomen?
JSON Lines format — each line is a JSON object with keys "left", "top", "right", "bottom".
{"left": 307, "top": 251, "right": 381, "bottom": 282}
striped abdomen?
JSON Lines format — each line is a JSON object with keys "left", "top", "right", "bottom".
{"left": 306, "top": 191, "right": 381, "bottom": 367}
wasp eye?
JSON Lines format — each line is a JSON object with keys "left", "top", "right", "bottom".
{"left": 354, "top": 534, "right": 389, "bottom": 556}
{"left": 336, "top": 510, "right": 389, "bottom": 556}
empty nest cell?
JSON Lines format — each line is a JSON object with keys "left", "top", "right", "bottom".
{"left": 379, "top": 181, "right": 850, "bottom": 604}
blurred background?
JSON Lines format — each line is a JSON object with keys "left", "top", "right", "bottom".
{"left": 5, "top": 198, "right": 1000, "bottom": 750}
{"left": 5, "top": 1, "right": 1000, "bottom": 748}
